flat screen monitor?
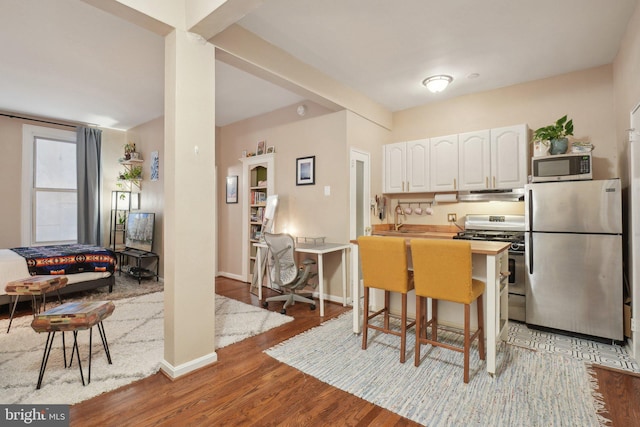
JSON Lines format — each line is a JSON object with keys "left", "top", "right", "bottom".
{"left": 125, "top": 212, "right": 155, "bottom": 252}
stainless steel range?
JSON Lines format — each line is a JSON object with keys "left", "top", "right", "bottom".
{"left": 454, "top": 214, "right": 526, "bottom": 322}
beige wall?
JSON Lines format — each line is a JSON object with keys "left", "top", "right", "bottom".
{"left": 0, "top": 115, "right": 26, "bottom": 247}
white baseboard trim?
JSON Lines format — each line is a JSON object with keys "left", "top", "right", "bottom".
{"left": 217, "top": 271, "right": 245, "bottom": 282}
{"left": 160, "top": 351, "right": 218, "bottom": 379}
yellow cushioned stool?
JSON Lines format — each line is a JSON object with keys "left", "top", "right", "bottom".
{"left": 410, "top": 239, "right": 485, "bottom": 383}
{"left": 358, "top": 236, "right": 415, "bottom": 363}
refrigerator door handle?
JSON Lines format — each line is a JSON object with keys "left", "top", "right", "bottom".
{"left": 528, "top": 232, "right": 533, "bottom": 274}
{"left": 528, "top": 189, "right": 533, "bottom": 230}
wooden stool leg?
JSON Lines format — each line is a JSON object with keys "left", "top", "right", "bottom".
{"left": 431, "top": 298, "right": 438, "bottom": 342}
{"left": 400, "top": 293, "right": 407, "bottom": 363}
{"left": 464, "top": 303, "right": 471, "bottom": 384}
{"left": 384, "top": 291, "right": 390, "bottom": 330}
{"left": 362, "top": 287, "right": 369, "bottom": 350}
{"left": 415, "top": 295, "right": 423, "bottom": 367}
{"left": 477, "top": 294, "right": 485, "bottom": 360}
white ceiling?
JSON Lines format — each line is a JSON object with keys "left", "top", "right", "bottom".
{"left": 0, "top": 0, "right": 637, "bottom": 130}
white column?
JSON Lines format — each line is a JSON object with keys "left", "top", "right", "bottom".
{"left": 161, "top": 29, "right": 217, "bottom": 378}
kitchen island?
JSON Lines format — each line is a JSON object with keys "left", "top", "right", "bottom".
{"left": 350, "top": 235, "right": 510, "bottom": 375}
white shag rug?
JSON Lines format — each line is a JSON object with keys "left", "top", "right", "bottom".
{"left": 0, "top": 292, "right": 292, "bottom": 405}
{"left": 265, "top": 313, "right": 610, "bottom": 427}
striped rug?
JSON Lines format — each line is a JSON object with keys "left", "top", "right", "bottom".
{"left": 265, "top": 313, "right": 609, "bottom": 426}
{"left": 0, "top": 292, "right": 292, "bottom": 405}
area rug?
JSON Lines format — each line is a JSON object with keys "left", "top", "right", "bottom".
{"left": 265, "top": 313, "right": 610, "bottom": 427}
{"left": 0, "top": 292, "right": 293, "bottom": 405}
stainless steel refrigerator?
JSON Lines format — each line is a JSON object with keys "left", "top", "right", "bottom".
{"left": 524, "top": 178, "right": 623, "bottom": 341}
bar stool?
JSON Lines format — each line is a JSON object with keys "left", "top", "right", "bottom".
{"left": 410, "top": 239, "right": 485, "bottom": 383}
{"left": 357, "top": 236, "right": 415, "bottom": 363}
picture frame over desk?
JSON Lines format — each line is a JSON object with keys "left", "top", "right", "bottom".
{"left": 296, "top": 155, "right": 315, "bottom": 185}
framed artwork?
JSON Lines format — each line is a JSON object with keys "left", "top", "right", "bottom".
{"left": 150, "top": 151, "right": 159, "bottom": 181}
{"left": 267, "top": 146, "right": 275, "bottom": 154}
{"left": 226, "top": 175, "right": 238, "bottom": 204}
{"left": 296, "top": 155, "right": 315, "bottom": 186}
{"left": 256, "top": 140, "right": 266, "bottom": 155}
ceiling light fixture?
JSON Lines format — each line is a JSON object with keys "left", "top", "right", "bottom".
{"left": 422, "top": 75, "right": 453, "bottom": 93}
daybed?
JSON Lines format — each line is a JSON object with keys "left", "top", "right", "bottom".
{"left": 0, "top": 244, "right": 116, "bottom": 307}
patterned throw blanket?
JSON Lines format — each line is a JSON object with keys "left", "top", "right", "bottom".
{"left": 11, "top": 244, "right": 117, "bottom": 276}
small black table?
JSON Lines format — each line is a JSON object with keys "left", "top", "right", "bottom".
{"left": 118, "top": 248, "right": 159, "bottom": 283}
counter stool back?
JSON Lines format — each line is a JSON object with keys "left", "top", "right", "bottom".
{"left": 357, "top": 236, "right": 415, "bottom": 363}
{"left": 410, "top": 239, "right": 486, "bottom": 383}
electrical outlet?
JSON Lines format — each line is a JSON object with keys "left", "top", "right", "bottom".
{"left": 447, "top": 213, "right": 457, "bottom": 222}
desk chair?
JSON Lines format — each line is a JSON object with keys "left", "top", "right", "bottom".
{"left": 358, "top": 236, "right": 415, "bottom": 363}
{"left": 262, "top": 233, "right": 317, "bottom": 315}
{"left": 410, "top": 239, "right": 485, "bottom": 383}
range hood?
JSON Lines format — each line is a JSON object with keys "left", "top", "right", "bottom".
{"left": 457, "top": 188, "right": 525, "bottom": 202}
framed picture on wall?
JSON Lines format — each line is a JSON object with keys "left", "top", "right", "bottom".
{"left": 226, "top": 175, "right": 238, "bottom": 204}
{"left": 296, "top": 156, "right": 315, "bottom": 186}
{"left": 256, "top": 140, "right": 266, "bottom": 155}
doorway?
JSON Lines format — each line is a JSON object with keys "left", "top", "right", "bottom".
{"left": 349, "top": 149, "right": 370, "bottom": 316}
{"left": 628, "top": 104, "right": 640, "bottom": 359}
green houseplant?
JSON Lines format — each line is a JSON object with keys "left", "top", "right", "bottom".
{"left": 533, "top": 115, "right": 574, "bottom": 155}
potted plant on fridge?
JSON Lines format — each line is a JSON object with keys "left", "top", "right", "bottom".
{"left": 533, "top": 115, "right": 574, "bottom": 155}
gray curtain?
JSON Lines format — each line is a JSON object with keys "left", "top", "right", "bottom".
{"left": 77, "top": 127, "right": 102, "bottom": 245}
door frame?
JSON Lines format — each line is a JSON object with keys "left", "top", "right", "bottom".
{"left": 628, "top": 102, "right": 640, "bottom": 359}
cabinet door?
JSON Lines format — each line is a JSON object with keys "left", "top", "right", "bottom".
{"left": 384, "top": 142, "right": 406, "bottom": 193}
{"left": 406, "top": 139, "right": 430, "bottom": 192}
{"left": 430, "top": 134, "right": 459, "bottom": 191}
{"left": 491, "top": 124, "right": 528, "bottom": 189}
{"left": 458, "top": 130, "right": 490, "bottom": 190}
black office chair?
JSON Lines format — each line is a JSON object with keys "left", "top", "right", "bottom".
{"left": 262, "top": 232, "right": 317, "bottom": 314}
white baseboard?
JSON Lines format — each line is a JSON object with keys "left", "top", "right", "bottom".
{"left": 217, "top": 271, "right": 245, "bottom": 282}
{"left": 160, "top": 352, "right": 218, "bottom": 379}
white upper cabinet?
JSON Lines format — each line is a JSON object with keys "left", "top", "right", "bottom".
{"left": 383, "top": 142, "right": 406, "bottom": 193}
{"left": 383, "top": 139, "right": 429, "bottom": 193}
{"left": 430, "top": 134, "right": 459, "bottom": 192}
{"left": 458, "top": 130, "right": 491, "bottom": 191}
{"left": 383, "top": 123, "right": 528, "bottom": 194}
{"left": 490, "top": 124, "right": 528, "bottom": 189}
{"left": 458, "top": 124, "right": 528, "bottom": 190}
{"left": 406, "top": 139, "right": 430, "bottom": 192}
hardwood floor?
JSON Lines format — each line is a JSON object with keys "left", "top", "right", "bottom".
{"left": 46, "top": 276, "right": 640, "bottom": 426}
{"left": 69, "top": 277, "right": 420, "bottom": 426}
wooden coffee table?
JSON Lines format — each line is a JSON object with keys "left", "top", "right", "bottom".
{"left": 31, "top": 300, "right": 115, "bottom": 389}
{"left": 5, "top": 276, "right": 68, "bottom": 333}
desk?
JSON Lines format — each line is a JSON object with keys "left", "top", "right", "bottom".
{"left": 350, "top": 239, "right": 510, "bottom": 375}
{"left": 254, "top": 242, "right": 350, "bottom": 317}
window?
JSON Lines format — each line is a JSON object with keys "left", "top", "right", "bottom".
{"left": 22, "top": 125, "right": 77, "bottom": 245}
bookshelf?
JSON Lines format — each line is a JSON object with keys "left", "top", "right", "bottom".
{"left": 241, "top": 153, "right": 274, "bottom": 283}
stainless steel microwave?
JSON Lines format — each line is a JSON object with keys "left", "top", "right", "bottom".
{"left": 531, "top": 152, "right": 592, "bottom": 182}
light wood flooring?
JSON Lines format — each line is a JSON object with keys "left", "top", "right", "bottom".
{"left": 4, "top": 277, "right": 639, "bottom": 426}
